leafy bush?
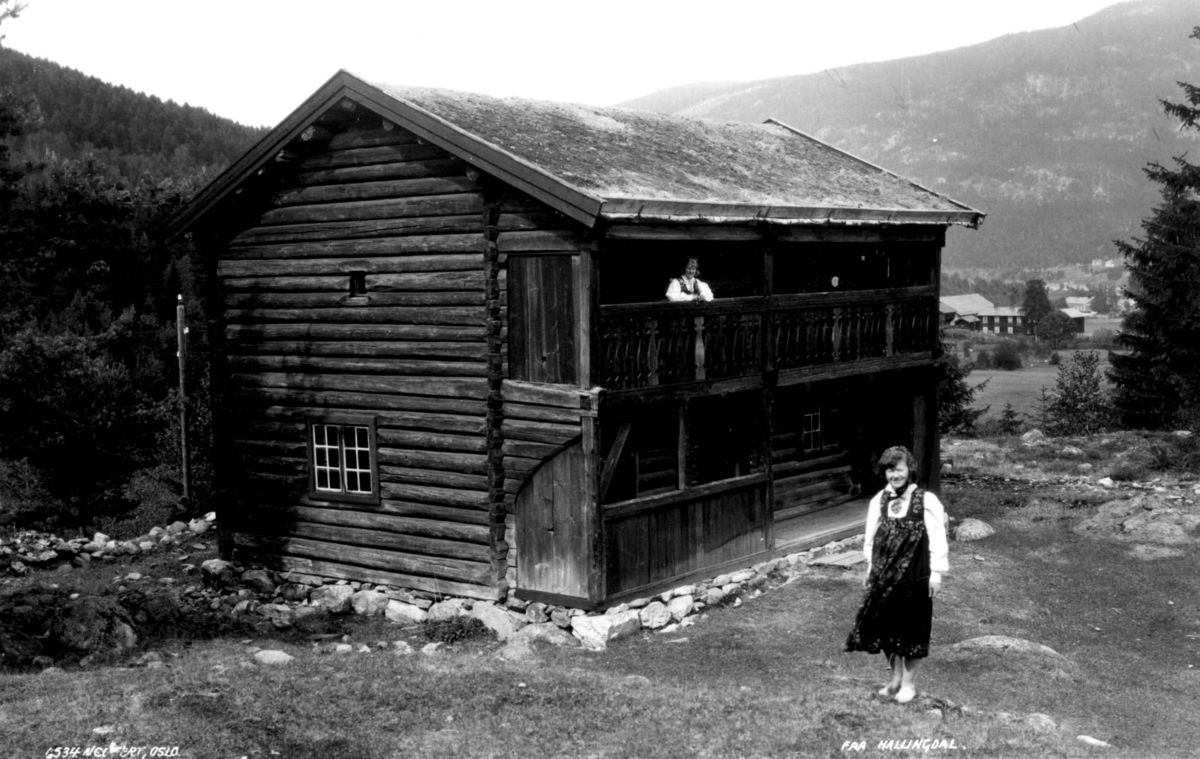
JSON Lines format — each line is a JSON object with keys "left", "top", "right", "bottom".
{"left": 1048, "top": 351, "right": 1061, "bottom": 366}
{"left": 0, "top": 326, "right": 158, "bottom": 528}
{"left": 992, "top": 341, "right": 1023, "bottom": 370}
{"left": 422, "top": 616, "right": 494, "bottom": 644}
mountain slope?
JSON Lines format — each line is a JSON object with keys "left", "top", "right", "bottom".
{"left": 0, "top": 47, "right": 265, "bottom": 180}
{"left": 620, "top": 0, "right": 1200, "bottom": 269}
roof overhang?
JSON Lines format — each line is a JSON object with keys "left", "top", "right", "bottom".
{"left": 599, "top": 198, "right": 984, "bottom": 228}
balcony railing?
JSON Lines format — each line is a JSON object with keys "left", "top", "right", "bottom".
{"left": 598, "top": 287, "right": 937, "bottom": 391}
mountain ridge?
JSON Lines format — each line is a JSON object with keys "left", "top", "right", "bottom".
{"left": 618, "top": 0, "right": 1200, "bottom": 269}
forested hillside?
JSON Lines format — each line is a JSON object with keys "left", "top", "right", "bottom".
{"left": 0, "top": 44, "right": 265, "bottom": 533}
{"left": 620, "top": 0, "right": 1199, "bottom": 270}
{"left": 0, "top": 47, "right": 264, "bottom": 178}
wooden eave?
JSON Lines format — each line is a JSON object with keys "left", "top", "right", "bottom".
{"left": 599, "top": 198, "right": 984, "bottom": 228}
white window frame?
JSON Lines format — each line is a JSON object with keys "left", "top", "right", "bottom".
{"left": 308, "top": 415, "right": 379, "bottom": 505}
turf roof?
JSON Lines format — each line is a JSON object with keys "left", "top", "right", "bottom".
{"left": 372, "top": 82, "right": 977, "bottom": 216}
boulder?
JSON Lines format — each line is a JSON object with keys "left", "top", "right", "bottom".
{"left": 954, "top": 518, "right": 995, "bottom": 542}
{"left": 240, "top": 569, "right": 276, "bottom": 595}
{"left": 703, "top": 587, "right": 727, "bottom": 606}
{"left": 666, "top": 595, "right": 695, "bottom": 621}
{"left": 255, "top": 604, "right": 295, "bottom": 628}
{"left": 427, "top": 598, "right": 469, "bottom": 622}
{"left": 187, "top": 518, "right": 210, "bottom": 535}
{"left": 50, "top": 597, "right": 137, "bottom": 656}
{"left": 470, "top": 602, "right": 525, "bottom": 641}
{"left": 1021, "top": 429, "right": 1048, "bottom": 445}
{"left": 310, "top": 585, "right": 355, "bottom": 614}
{"left": 384, "top": 600, "right": 427, "bottom": 625}
{"left": 278, "top": 583, "right": 309, "bottom": 602}
{"left": 350, "top": 590, "right": 390, "bottom": 617}
{"left": 200, "top": 559, "right": 237, "bottom": 589}
{"left": 550, "top": 607, "right": 574, "bottom": 628}
{"left": 951, "top": 635, "right": 1063, "bottom": 658}
{"left": 570, "top": 613, "right": 639, "bottom": 651}
{"left": 524, "top": 602, "right": 549, "bottom": 624}
{"left": 253, "top": 650, "right": 294, "bottom": 665}
{"left": 166, "top": 521, "right": 188, "bottom": 535}
{"left": 639, "top": 601, "right": 672, "bottom": 629}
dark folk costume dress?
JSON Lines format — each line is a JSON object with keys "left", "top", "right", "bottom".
{"left": 845, "top": 488, "right": 933, "bottom": 658}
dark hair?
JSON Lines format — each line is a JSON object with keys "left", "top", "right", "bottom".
{"left": 877, "top": 445, "right": 918, "bottom": 478}
{"left": 683, "top": 257, "right": 700, "bottom": 276}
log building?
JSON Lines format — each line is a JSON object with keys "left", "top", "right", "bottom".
{"left": 168, "top": 71, "right": 984, "bottom": 608}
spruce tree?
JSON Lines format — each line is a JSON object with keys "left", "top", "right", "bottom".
{"left": 1109, "top": 26, "right": 1200, "bottom": 429}
{"left": 1021, "top": 278, "right": 1054, "bottom": 335}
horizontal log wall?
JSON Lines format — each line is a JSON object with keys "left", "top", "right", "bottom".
{"left": 220, "top": 123, "right": 508, "bottom": 599}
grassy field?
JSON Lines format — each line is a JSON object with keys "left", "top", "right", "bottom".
{"left": 3, "top": 455, "right": 1199, "bottom": 758}
{"left": 971, "top": 351, "right": 1113, "bottom": 422}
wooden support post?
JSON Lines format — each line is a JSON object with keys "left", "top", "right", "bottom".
{"left": 884, "top": 303, "right": 895, "bottom": 356}
{"left": 677, "top": 404, "right": 688, "bottom": 491}
{"left": 176, "top": 294, "right": 190, "bottom": 502}
{"left": 582, "top": 413, "right": 605, "bottom": 603}
{"left": 693, "top": 315, "right": 706, "bottom": 381}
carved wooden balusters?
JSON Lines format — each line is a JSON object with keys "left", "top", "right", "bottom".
{"left": 598, "top": 292, "right": 936, "bottom": 390}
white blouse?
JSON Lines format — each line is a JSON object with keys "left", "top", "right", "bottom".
{"left": 861, "top": 482, "right": 949, "bottom": 581}
{"left": 665, "top": 276, "right": 714, "bottom": 302}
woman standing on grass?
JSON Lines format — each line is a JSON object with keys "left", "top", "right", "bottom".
{"left": 845, "top": 445, "right": 949, "bottom": 703}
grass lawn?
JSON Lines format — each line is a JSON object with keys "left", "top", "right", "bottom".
{"left": 3, "top": 469, "right": 1198, "bottom": 758}
{"left": 971, "top": 351, "right": 1113, "bottom": 421}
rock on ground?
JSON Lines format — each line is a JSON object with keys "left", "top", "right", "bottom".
{"left": 384, "top": 600, "right": 428, "bottom": 624}
{"left": 50, "top": 597, "right": 137, "bottom": 656}
{"left": 954, "top": 518, "right": 995, "bottom": 542}
{"left": 951, "top": 635, "right": 1063, "bottom": 658}
{"left": 253, "top": 650, "right": 294, "bottom": 665}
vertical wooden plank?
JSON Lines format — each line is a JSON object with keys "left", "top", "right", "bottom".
{"left": 581, "top": 414, "right": 604, "bottom": 603}
{"left": 677, "top": 404, "right": 688, "bottom": 491}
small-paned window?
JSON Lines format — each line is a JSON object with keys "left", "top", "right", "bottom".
{"left": 309, "top": 417, "right": 379, "bottom": 504}
{"left": 801, "top": 407, "right": 840, "bottom": 453}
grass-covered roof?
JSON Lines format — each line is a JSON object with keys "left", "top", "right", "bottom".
{"left": 374, "top": 82, "right": 976, "bottom": 216}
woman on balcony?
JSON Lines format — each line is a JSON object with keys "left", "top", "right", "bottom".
{"left": 844, "top": 445, "right": 949, "bottom": 704}
{"left": 665, "top": 257, "right": 714, "bottom": 302}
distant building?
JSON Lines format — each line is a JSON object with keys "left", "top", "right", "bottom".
{"left": 1060, "top": 308, "right": 1088, "bottom": 333}
{"left": 978, "top": 305, "right": 1024, "bottom": 335}
{"left": 939, "top": 293, "right": 993, "bottom": 330}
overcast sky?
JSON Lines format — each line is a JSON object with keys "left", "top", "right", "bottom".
{"left": 5, "top": 0, "right": 1124, "bottom": 127}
